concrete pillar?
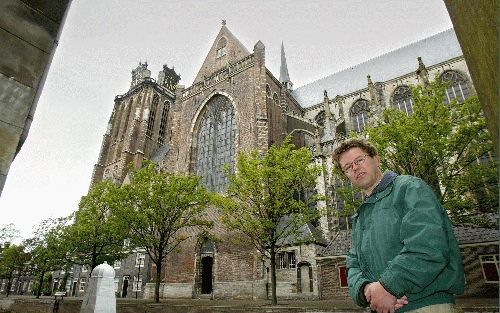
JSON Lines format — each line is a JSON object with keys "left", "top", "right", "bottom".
{"left": 80, "top": 262, "right": 116, "bottom": 313}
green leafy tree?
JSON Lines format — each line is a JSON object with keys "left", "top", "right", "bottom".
{"left": 24, "top": 218, "right": 70, "bottom": 298}
{"left": 212, "top": 138, "right": 322, "bottom": 304}
{"left": 0, "top": 244, "right": 29, "bottom": 297}
{"left": 63, "top": 180, "right": 129, "bottom": 272}
{"left": 363, "top": 80, "right": 497, "bottom": 225}
{"left": 115, "top": 161, "right": 212, "bottom": 303}
{"left": 0, "top": 223, "right": 20, "bottom": 246}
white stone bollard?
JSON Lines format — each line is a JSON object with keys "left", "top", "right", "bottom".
{"left": 80, "top": 262, "right": 116, "bottom": 313}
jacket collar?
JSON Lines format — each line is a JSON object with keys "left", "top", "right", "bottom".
{"left": 363, "top": 171, "right": 398, "bottom": 204}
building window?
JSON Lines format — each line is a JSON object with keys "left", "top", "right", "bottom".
{"left": 158, "top": 101, "right": 170, "bottom": 146}
{"left": 392, "top": 85, "right": 413, "bottom": 115}
{"left": 113, "top": 260, "right": 121, "bottom": 269}
{"left": 146, "top": 94, "right": 159, "bottom": 138}
{"left": 273, "top": 93, "right": 279, "bottom": 106}
{"left": 135, "top": 252, "right": 145, "bottom": 267}
{"left": 194, "top": 95, "right": 236, "bottom": 192}
{"left": 480, "top": 255, "right": 499, "bottom": 283}
{"left": 123, "top": 238, "right": 131, "bottom": 248}
{"left": 288, "top": 252, "right": 296, "bottom": 269}
{"left": 216, "top": 37, "right": 227, "bottom": 58}
{"left": 440, "top": 70, "right": 470, "bottom": 104}
{"left": 350, "top": 99, "right": 370, "bottom": 133}
{"left": 132, "top": 276, "right": 143, "bottom": 292}
{"left": 114, "top": 278, "right": 119, "bottom": 292}
{"left": 338, "top": 266, "right": 348, "bottom": 287}
{"left": 314, "top": 111, "right": 325, "bottom": 127}
{"left": 278, "top": 253, "right": 286, "bottom": 269}
{"left": 266, "top": 85, "right": 271, "bottom": 98}
{"left": 79, "top": 278, "right": 86, "bottom": 292}
{"left": 82, "top": 265, "right": 88, "bottom": 273}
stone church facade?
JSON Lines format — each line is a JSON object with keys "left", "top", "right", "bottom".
{"left": 86, "top": 23, "right": 498, "bottom": 301}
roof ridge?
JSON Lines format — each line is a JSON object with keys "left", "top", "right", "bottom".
{"left": 295, "top": 28, "right": 455, "bottom": 91}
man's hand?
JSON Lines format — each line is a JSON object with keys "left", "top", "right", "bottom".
{"left": 364, "top": 281, "right": 408, "bottom": 313}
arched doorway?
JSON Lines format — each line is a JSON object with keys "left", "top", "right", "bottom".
{"left": 201, "top": 256, "right": 213, "bottom": 294}
{"left": 195, "top": 239, "right": 215, "bottom": 296}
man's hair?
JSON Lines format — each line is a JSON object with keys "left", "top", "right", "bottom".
{"left": 332, "top": 138, "right": 378, "bottom": 170}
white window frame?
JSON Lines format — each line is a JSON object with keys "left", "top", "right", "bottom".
{"left": 135, "top": 252, "right": 145, "bottom": 268}
{"left": 288, "top": 252, "right": 296, "bottom": 269}
{"left": 81, "top": 265, "right": 88, "bottom": 273}
{"left": 79, "top": 278, "right": 86, "bottom": 292}
{"left": 113, "top": 260, "right": 121, "bottom": 269}
{"left": 132, "top": 276, "right": 143, "bottom": 292}
{"left": 278, "top": 253, "right": 286, "bottom": 269}
{"left": 479, "top": 254, "right": 499, "bottom": 283}
{"left": 114, "top": 278, "right": 119, "bottom": 292}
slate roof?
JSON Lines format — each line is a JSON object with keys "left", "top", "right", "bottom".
{"left": 320, "top": 226, "right": 499, "bottom": 257}
{"left": 276, "top": 215, "right": 328, "bottom": 247}
{"left": 292, "top": 28, "right": 463, "bottom": 108}
{"left": 453, "top": 225, "right": 499, "bottom": 245}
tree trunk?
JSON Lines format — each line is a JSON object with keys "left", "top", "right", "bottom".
{"left": 270, "top": 244, "right": 277, "bottom": 305}
{"left": 5, "top": 272, "right": 12, "bottom": 297}
{"left": 37, "top": 270, "right": 46, "bottom": 299}
{"left": 154, "top": 260, "right": 162, "bottom": 303}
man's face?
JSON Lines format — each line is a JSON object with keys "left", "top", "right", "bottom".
{"left": 338, "top": 147, "right": 381, "bottom": 192}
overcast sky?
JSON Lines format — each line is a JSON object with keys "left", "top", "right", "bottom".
{"left": 0, "top": 0, "right": 453, "bottom": 240}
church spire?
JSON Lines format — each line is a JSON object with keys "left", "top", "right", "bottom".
{"left": 279, "top": 42, "right": 293, "bottom": 90}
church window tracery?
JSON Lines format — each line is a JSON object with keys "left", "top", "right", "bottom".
{"left": 314, "top": 111, "right": 325, "bottom": 127}
{"left": 350, "top": 99, "right": 370, "bottom": 133}
{"left": 194, "top": 95, "right": 236, "bottom": 192}
{"left": 391, "top": 85, "right": 413, "bottom": 115}
{"left": 440, "top": 70, "right": 470, "bottom": 104}
{"left": 158, "top": 100, "right": 170, "bottom": 146}
{"left": 146, "top": 95, "right": 159, "bottom": 139}
{"left": 273, "top": 92, "right": 279, "bottom": 106}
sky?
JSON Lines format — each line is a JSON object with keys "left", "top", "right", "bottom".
{"left": 0, "top": 0, "right": 453, "bottom": 240}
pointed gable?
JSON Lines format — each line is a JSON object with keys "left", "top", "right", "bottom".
{"left": 192, "top": 24, "right": 251, "bottom": 85}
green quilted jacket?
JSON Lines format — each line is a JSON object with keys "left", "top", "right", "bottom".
{"left": 347, "top": 172, "right": 464, "bottom": 312}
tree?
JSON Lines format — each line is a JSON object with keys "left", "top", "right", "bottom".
{"left": 24, "top": 218, "right": 69, "bottom": 298}
{"left": 0, "top": 244, "right": 29, "bottom": 297}
{"left": 213, "top": 138, "right": 322, "bottom": 304}
{"left": 115, "top": 161, "right": 212, "bottom": 303}
{"left": 0, "top": 223, "right": 20, "bottom": 246}
{"left": 63, "top": 180, "right": 129, "bottom": 272}
{"left": 364, "top": 80, "right": 497, "bottom": 225}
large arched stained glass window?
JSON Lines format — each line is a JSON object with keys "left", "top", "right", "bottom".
{"left": 194, "top": 95, "right": 236, "bottom": 192}
{"left": 440, "top": 70, "right": 470, "bottom": 104}
{"left": 350, "top": 99, "right": 370, "bottom": 133}
{"left": 392, "top": 85, "right": 413, "bottom": 115}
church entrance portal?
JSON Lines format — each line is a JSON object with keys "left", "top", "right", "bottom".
{"left": 201, "top": 256, "right": 213, "bottom": 294}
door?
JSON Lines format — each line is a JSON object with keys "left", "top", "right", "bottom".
{"left": 201, "top": 256, "right": 213, "bottom": 294}
{"left": 71, "top": 281, "right": 77, "bottom": 296}
{"left": 121, "top": 276, "right": 129, "bottom": 298}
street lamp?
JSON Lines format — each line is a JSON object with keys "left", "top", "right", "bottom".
{"left": 135, "top": 259, "right": 142, "bottom": 299}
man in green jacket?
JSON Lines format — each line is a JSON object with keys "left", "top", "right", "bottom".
{"left": 332, "top": 139, "right": 464, "bottom": 313}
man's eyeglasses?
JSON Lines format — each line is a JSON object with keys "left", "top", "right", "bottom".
{"left": 341, "top": 154, "right": 368, "bottom": 174}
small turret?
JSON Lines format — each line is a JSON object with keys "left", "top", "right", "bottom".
{"left": 158, "top": 64, "right": 181, "bottom": 93}
{"left": 416, "top": 57, "right": 430, "bottom": 88}
{"left": 279, "top": 42, "right": 293, "bottom": 91}
{"left": 130, "top": 62, "right": 151, "bottom": 89}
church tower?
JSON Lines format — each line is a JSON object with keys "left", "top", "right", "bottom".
{"left": 91, "top": 62, "right": 179, "bottom": 185}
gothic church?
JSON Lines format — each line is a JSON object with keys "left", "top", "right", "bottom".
{"left": 90, "top": 23, "right": 476, "bottom": 300}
